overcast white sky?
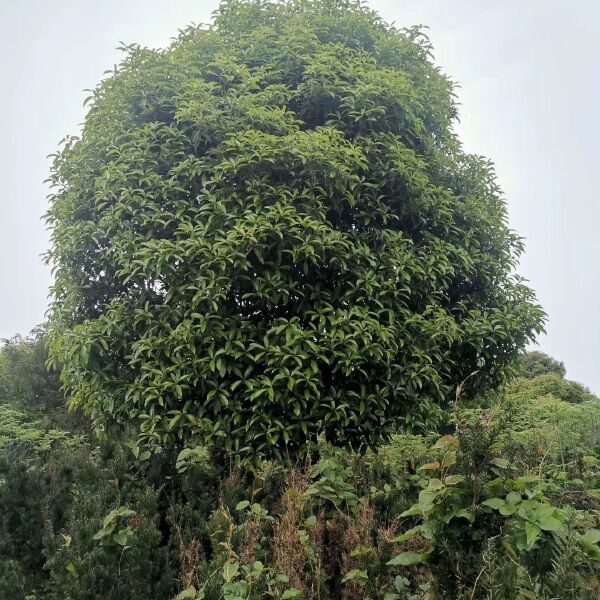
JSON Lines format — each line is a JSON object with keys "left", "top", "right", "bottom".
{"left": 1, "top": 0, "right": 598, "bottom": 391}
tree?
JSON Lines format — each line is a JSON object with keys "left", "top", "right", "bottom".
{"left": 46, "top": 0, "right": 544, "bottom": 458}
{"left": 513, "top": 351, "right": 596, "bottom": 404}
{"left": 516, "top": 350, "right": 566, "bottom": 380}
{"left": 0, "top": 327, "right": 62, "bottom": 413}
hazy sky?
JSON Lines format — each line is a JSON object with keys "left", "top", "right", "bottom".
{"left": 1, "top": 1, "right": 598, "bottom": 390}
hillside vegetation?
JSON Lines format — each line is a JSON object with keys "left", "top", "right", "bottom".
{"left": 1, "top": 333, "right": 600, "bottom": 599}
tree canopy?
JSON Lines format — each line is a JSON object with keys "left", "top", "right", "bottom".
{"left": 46, "top": 0, "right": 544, "bottom": 457}
{"left": 0, "top": 328, "right": 61, "bottom": 412}
{"left": 517, "top": 350, "right": 566, "bottom": 380}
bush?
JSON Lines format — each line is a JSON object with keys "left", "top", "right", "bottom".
{"left": 512, "top": 373, "right": 597, "bottom": 405}
{"left": 0, "top": 408, "right": 79, "bottom": 598}
{"left": 44, "top": 444, "right": 174, "bottom": 600}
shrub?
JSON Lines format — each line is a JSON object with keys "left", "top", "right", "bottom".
{"left": 511, "top": 373, "right": 597, "bottom": 405}
{"left": 44, "top": 470, "right": 174, "bottom": 600}
{"left": 389, "top": 417, "right": 600, "bottom": 599}
{"left": 0, "top": 408, "right": 79, "bottom": 598}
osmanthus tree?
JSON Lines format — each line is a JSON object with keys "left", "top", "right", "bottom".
{"left": 46, "top": 0, "right": 545, "bottom": 458}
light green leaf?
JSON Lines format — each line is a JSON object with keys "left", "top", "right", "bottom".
{"left": 305, "top": 515, "right": 317, "bottom": 527}
{"left": 174, "top": 586, "right": 197, "bottom": 599}
{"left": 537, "top": 515, "right": 563, "bottom": 532}
{"left": 387, "top": 551, "right": 428, "bottom": 566}
{"left": 482, "top": 498, "right": 506, "bottom": 510}
{"left": 342, "top": 569, "right": 368, "bottom": 583}
{"left": 223, "top": 561, "right": 239, "bottom": 583}
{"left": 113, "top": 529, "right": 130, "bottom": 546}
{"left": 525, "top": 522, "right": 541, "bottom": 547}
{"left": 581, "top": 529, "right": 600, "bottom": 545}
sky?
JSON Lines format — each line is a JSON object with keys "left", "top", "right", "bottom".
{"left": 1, "top": 0, "right": 598, "bottom": 390}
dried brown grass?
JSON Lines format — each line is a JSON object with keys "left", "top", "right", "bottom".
{"left": 271, "top": 467, "right": 312, "bottom": 592}
{"left": 169, "top": 513, "right": 204, "bottom": 590}
{"left": 340, "top": 504, "right": 375, "bottom": 600}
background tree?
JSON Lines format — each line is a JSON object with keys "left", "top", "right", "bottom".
{"left": 514, "top": 350, "right": 596, "bottom": 404}
{"left": 46, "top": 0, "right": 544, "bottom": 457}
{"left": 517, "top": 350, "right": 566, "bottom": 379}
{"left": 0, "top": 327, "right": 62, "bottom": 412}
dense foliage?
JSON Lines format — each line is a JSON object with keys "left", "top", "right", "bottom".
{"left": 46, "top": 0, "right": 544, "bottom": 457}
{"left": 1, "top": 333, "right": 600, "bottom": 599}
{"left": 0, "top": 328, "right": 61, "bottom": 411}
{"left": 515, "top": 351, "right": 595, "bottom": 404}
{"left": 11, "top": 2, "right": 589, "bottom": 598}
{"left": 517, "top": 351, "right": 566, "bottom": 380}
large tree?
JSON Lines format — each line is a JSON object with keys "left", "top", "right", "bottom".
{"left": 46, "top": 0, "right": 544, "bottom": 457}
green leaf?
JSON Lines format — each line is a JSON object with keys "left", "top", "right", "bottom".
{"left": 525, "top": 522, "right": 541, "bottom": 547}
{"left": 252, "top": 561, "right": 264, "bottom": 574}
{"left": 506, "top": 492, "right": 522, "bottom": 505}
{"left": 175, "top": 587, "right": 198, "bottom": 599}
{"left": 482, "top": 498, "right": 506, "bottom": 510}
{"left": 387, "top": 551, "right": 428, "bottom": 566}
{"left": 391, "top": 526, "right": 421, "bottom": 543}
{"left": 400, "top": 505, "right": 423, "bottom": 518}
{"left": 581, "top": 529, "right": 600, "bottom": 545}
{"left": 394, "top": 575, "right": 410, "bottom": 591}
{"left": 444, "top": 474, "right": 465, "bottom": 486}
{"left": 432, "top": 435, "right": 459, "bottom": 450}
{"left": 113, "top": 529, "right": 130, "bottom": 546}
{"left": 490, "top": 458, "right": 510, "bottom": 469}
{"left": 537, "top": 515, "right": 563, "bottom": 532}
{"left": 305, "top": 515, "right": 317, "bottom": 527}
{"left": 223, "top": 561, "right": 239, "bottom": 583}
{"left": 342, "top": 569, "right": 368, "bottom": 583}
{"left": 417, "top": 462, "right": 440, "bottom": 472}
